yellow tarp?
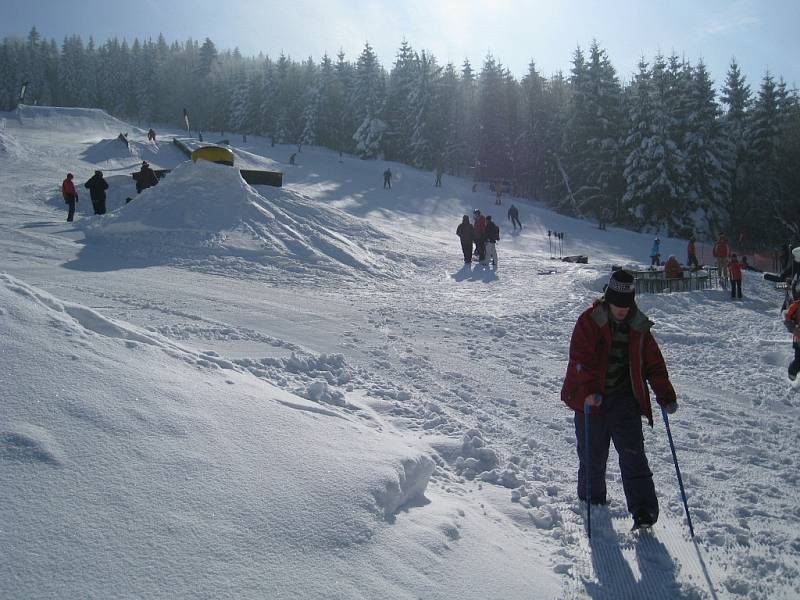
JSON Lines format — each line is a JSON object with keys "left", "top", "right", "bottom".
{"left": 191, "top": 146, "right": 235, "bottom": 166}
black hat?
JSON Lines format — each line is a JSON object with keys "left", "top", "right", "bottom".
{"left": 604, "top": 270, "right": 635, "bottom": 308}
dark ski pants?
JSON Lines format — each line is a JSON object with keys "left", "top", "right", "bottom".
{"left": 66, "top": 195, "right": 76, "bottom": 222}
{"left": 789, "top": 343, "right": 800, "bottom": 379}
{"left": 92, "top": 198, "right": 106, "bottom": 215}
{"left": 573, "top": 391, "right": 659, "bottom": 521}
{"left": 475, "top": 240, "right": 486, "bottom": 261}
{"left": 731, "top": 279, "right": 742, "bottom": 298}
{"left": 511, "top": 216, "right": 522, "bottom": 229}
{"left": 460, "top": 240, "right": 473, "bottom": 263}
{"left": 687, "top": 254, "right": 699, "bottom": 268}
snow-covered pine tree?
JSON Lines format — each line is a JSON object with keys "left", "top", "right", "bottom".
{"left": 680, "top": 60, "right": 729, "bottom": 238}
{"left": 408, "top": 50, "right": 439, "bottom": 169}
{"left": 622, "top": 57, "right": 691, "bottom": 234}
{"left": 719, "top": 59, "right": 752, "bottom": 237}
{"left": 351, "top": 43, "right": 386, "bottom": 159}
{"left": 383, "top": 40, "right": 417, "bottom": 162}
{"left": 562, "top": 41, "right": 625, "bottom": 220}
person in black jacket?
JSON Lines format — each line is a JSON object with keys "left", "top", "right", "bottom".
{"left": 84, "top": 170, "right": 109, "bottom": 215}
{"left": 456, "top": 215, "right": 475, "bottom": 263}
{"left": 136, "top": 161, "right": 158, "bottom": 194}
{"left": 483, "top": 215, "right": 500, "bottom": 267}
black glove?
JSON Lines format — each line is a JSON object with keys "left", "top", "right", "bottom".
{"left": 664, "top": 401, "right": 678, "bottom": 414}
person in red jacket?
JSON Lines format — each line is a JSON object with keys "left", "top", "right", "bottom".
{"left": 61, "top": 173, "right": 78, "bottom": 222}
{"left": 713, "top": 233, "right": 730, "bottom": 287}
{"left": 472, "top": 209, "right": 486, "bottom": 262}
{"left": 728, "top": 253, "right": 743, "bottom": 299}
{"left": 784, "top": 291, "right": 800, "bottom": 381}
{"left": 561, "top": 269, "right": 678, "bottom": 529}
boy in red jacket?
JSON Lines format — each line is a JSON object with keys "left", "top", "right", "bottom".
{"left": 61, "top": 173, "right": 78, "bottom": 222}
{"left": 561, "top": 270, "right": 678, "bottom": 529}
{"left": 728, "top": 253, "right": 743, "bottom": 299}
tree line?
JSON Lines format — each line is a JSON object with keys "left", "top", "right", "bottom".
{"left": 1, "top": 27, "right": 798, "bottom": 246}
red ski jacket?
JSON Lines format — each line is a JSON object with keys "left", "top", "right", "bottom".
{"left": 712, "top": 239, "right": 729, "bottom": 258}
{"left": 561, "top": 302, "right": 676, "bottom": 426}
{"left": 728, "top": 259, "right": 743, "bottom": 281}
{"left": 62, "top": 178, "right": 76, "bottom": 198}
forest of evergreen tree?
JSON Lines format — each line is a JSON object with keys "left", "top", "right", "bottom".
{"left": 2, "top": 28, "right": 798, "bottom": 246}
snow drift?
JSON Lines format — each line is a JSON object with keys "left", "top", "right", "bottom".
{"left": 0, "top": 272, "right": 435, "bottom": 598}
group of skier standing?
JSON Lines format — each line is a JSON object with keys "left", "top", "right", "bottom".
{"left": 61, "top": 160, "right": 158, "bottom": 222}
{"left": 454, "top": 204, "right": 522, "bottom": 267}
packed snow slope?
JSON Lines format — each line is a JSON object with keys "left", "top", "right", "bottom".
{"left": 1, "top": 105, "right": 798, "bottom": 600}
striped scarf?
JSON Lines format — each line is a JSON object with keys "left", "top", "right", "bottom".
{"left": 605, "top": 318, "right": 631, "bottom": 394}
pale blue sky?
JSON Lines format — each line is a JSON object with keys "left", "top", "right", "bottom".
{"left": 2, "top": 0, "right": 797, "bottom": 90}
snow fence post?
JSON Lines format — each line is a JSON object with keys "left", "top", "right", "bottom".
{"left": 662, "top": 407, "right": 695, "bottom": 538}
{"left": 584, "top": 399, "right": 592, "bottom": 539}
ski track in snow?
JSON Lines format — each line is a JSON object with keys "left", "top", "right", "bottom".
{"left": 2, "top": 106, "right": 799, "bottom": 599}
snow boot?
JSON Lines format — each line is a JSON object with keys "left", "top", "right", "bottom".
{"left": 631, "top": 509, "right": 654, "bottom": 530}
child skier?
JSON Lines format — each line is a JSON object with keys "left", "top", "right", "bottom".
{"left": 729, "top": 253, "right": 743, "bottom": 299}
{"left": 561, "top": 270, "right": 678, "bottom": 530}
{"left": 784, "top": 291, "right": 800, "bottom": 381}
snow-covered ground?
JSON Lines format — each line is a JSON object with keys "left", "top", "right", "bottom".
{"left": 1, "top": 105, "right": 798, "bottom": 600}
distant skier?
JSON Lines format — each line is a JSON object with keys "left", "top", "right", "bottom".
{"left": 434, "top": 165, "right": 443, "bottom": 187}
{"left": 84, "top": 170, "right": 108, "bottom": 215}
{"left": 289, "top": 153, "right": 296, "bottom": 165}
{"left": 784, "top": 286, "right": 800, "bottom": 381}
{"left": 495, "top": 184, "right": 502, "bottom": 205}
{"left": 649, "top": 237, "right": 661, "bottom": 267}
{"left": 561, "top": 269, "right": 678, "bottom": 530}
{"left": 147, "top": 128, "right": 156, "bottom": 142}
{"left": 729, "top": 253, "right": 743, "bottom": 299}
{"left": 687, "top": 236, "right": 699, "bottom": 269}
{"left": 472, "top": 209, "right": 486, "bottom": 262}
{"left": 483, "top": 215, "right": 500, "bottom": 267}
{"left": 713, "top": 233, "right": 730, "bottom": 287}
{"left": 383, "top": 168, "right": 392, "bottom": 189}
{"left": 136, "top": 161, "right": 158, "bottom": 194}
{"left": 456, "top": 215, "right": 475, "bottom": 264}
{"left": 507, "top": 204, "right": 522, "bottom": 230}
{"left": 61, "top": 173, "right": 78, "bottom": 222}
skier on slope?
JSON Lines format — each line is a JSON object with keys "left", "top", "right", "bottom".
{"left": 383, "top": 168, "right": 392, "bottom": 189}
{"left": 456, "top": 215, "right": 475, "bottom": 264}
{"left": 482, "top": 215, "right": 500, "bottom": 267}
{"left": 508, "top": 204, "right": 522, "bottom": 230}
{"left": 61, "top": 173, "right": 78, "bottom": 222}
{"left": 561, "top": 270, "right": 678, "bottom": 530}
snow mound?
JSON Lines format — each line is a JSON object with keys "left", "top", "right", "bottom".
{"left": 79, "top": 136, "right": 137, "bottom": 163}
{"left": 77, "top": 160, "right": 401, "bottom": 280}
{"left": 14, "top": 104, "right": 136, "bottom": 134}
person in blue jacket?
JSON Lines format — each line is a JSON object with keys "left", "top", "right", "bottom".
{"left": 649, "top": 238, "right": 661, "bottom": 267}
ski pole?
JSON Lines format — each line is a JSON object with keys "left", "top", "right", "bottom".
{"left": 662, "top": 407, "right": 695, "bottom": 538}
{"left": 584, "top": 399, "right": 592, "bottom": 539}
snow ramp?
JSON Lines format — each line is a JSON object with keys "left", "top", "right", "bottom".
{"left": 12, "top": 104, "right": 137, "bottom": 134}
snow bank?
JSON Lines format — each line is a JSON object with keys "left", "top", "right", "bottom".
{"left": 0, "top": 273, "right": 437, "bottom": 598}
